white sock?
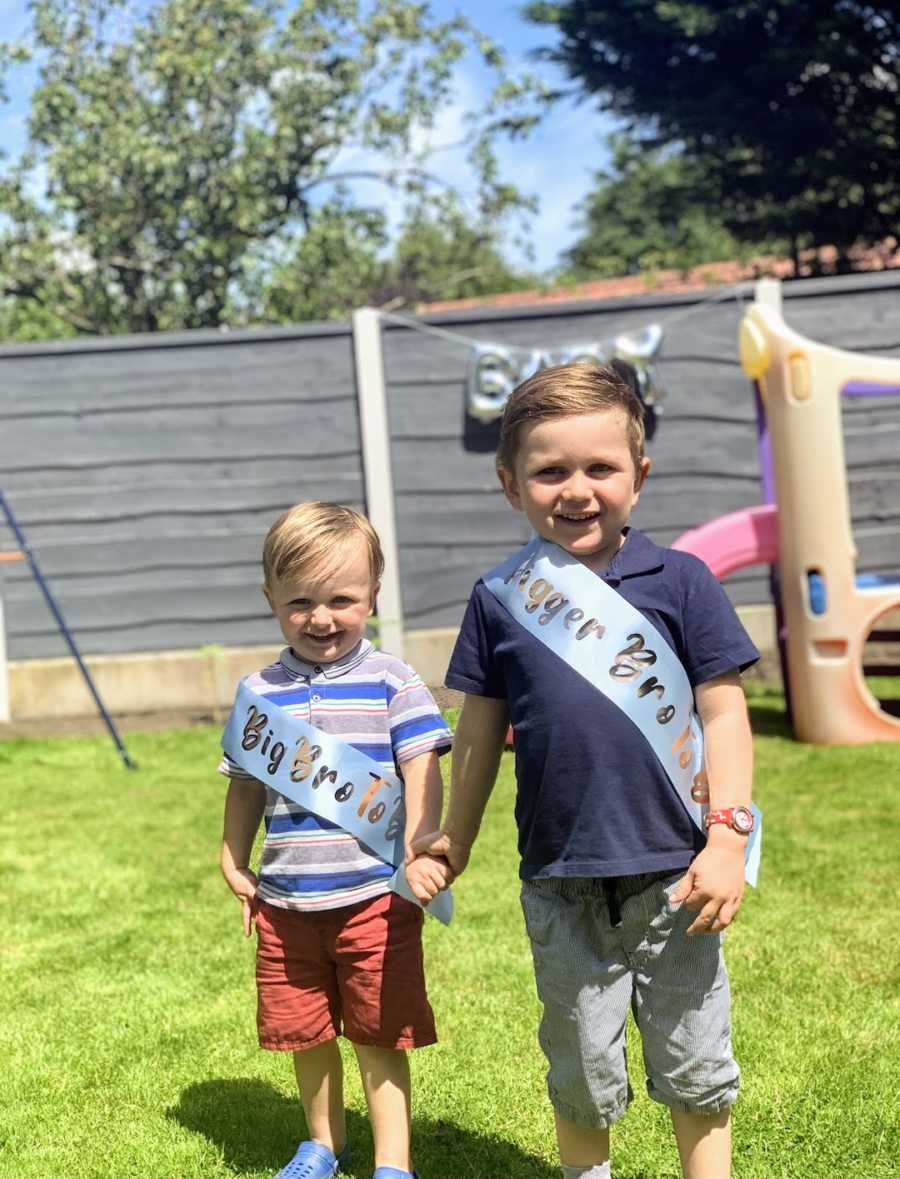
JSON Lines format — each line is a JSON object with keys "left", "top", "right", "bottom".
{"left": 561, "top": 1162, "right": 611, "bottom": 1179}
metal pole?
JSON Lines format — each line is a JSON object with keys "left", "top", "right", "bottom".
{"left": 0, "top": 592, "right": 9, "bottom": 724}
{"left": 0, "top": 491, "right": 136, "bottom": 769}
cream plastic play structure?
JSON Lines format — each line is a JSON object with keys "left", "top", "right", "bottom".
{"left": 673, "top": 278, "right": 900, "bottom": 745}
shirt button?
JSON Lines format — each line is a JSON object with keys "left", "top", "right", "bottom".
{"left": 311, "top": 693, "right": 322, "bottom": 703}
{"left": 314, "top": 665, "right": 323, "bottom": 674}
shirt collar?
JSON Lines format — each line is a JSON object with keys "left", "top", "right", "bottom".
{"left": 279, "top": 638, "right": 373, "bottom": 681}
{"left": 602, "top": 527, "right": 666, "bottom": 582}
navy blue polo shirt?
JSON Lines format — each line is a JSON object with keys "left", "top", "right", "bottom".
{"left": 446, "top": 528, "right": 759, "bottom": 880}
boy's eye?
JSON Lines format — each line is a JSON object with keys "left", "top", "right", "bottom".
{"left": 533, "top": 466, "right": 565, "bottom": 478}
{"left": 289, "top": 599, "right": 311, "bottom": 608}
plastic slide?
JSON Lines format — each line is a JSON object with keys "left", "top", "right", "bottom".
{"left": 671, "top": 504, "right": 779, "bottom": 578}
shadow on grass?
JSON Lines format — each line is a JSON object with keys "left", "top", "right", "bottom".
{"left": 168, "top": 1077, "right": 559, "bottom": 1179}
{"left": 746, "top": 702, "right": 793, "bottom": 739}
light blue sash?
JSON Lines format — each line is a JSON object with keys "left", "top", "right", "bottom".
{"left": 222, "top": 680, "right": 453, "bottom": 923}
{"left": 484, "top": 538, "right": 761, "bottom": 886}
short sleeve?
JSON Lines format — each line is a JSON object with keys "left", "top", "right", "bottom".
{"left": 388, "top": 669, "right": 452, "bottom": 765}
{"left": 679, "top": 557, "right": 760, "bottom": 685}
{"left": 445, "top": 582, "right": 507, "bottom": 698}
{"left": 217, "top": 750, "right": 255, "bottom": 779}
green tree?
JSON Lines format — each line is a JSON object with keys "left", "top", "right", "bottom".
{"left": 562, "top": 134, "right": 784, "bottom": 280}
{"left": 377, "top": 192, "right": 535, "bottom": 306}
{"left": 0, "top": 0, "right": 548, "bottom": 337}
{"left": 0, "top": 162, "right": 84, "bottom": 337}
{"left": 527, "top": 0, "right": 900, "bottom": 269}
{"left": 251, "top": 189, "right": 535, "bottom": 321}
{"left": 245, "top": 192, "right": 389, "bottom": 323}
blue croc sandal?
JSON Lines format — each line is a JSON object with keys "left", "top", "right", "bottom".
{"left": 372, "top": 1169, "right": 420, "bottom": 1179}
{"left": 273, "top": 1140, "right": 351, "bottom": 1179}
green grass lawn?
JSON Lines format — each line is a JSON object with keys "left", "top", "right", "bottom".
{"left": 2, "top": 688, "right": 899, "bottom": 1179}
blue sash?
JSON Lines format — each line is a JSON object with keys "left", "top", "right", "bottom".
{"left": 222, "top": 680, "right": 453, "bottom": 923}
{"left": 484, "top": 538, "right": 761, "bottom": 886}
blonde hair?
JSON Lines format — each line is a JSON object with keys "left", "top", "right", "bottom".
{"left": 496, "top": 361, "right": 646, "bottom": 473}
{"left": 262, "top": 501, "right": 384, "bottom": 589}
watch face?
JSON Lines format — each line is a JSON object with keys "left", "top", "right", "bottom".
{"left": 733, "top": 806, "right": 754, "bottom": 834}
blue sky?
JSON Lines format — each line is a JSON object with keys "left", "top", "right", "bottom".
{"left": 0, "top": 0, "right": 617, "bottom": 272}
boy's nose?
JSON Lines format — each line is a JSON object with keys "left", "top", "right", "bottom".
{"left": 561, "top": 473, "right": 591, "bottom": 501}
{"left": 309, "top": 605, "right": 332, "bottom": 628}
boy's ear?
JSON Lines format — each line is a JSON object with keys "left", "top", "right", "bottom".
{"left": 634, "top": 456, "right": 651, "bottom": 494}
{"left": 497, "top": 464, "right": 522, "bottom": 510}
{"left": 369, "top": 582, "right": 381, "bottom": 614}
{"left": 262, "top": 584, "right": 275, "bottom": 613}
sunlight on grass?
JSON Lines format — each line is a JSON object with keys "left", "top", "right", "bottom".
{"left": 1, "top": 699, "right": 899, "bottom": 1178}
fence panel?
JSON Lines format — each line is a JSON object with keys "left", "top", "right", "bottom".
{"left": 0, "top": 327, "right": 363, "bottom": 657}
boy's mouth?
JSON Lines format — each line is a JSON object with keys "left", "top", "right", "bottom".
{"left": 304, "top": 631, "right": 342, "bottom": 644}
{"left": 556, "top": 511, "right": 600, "bottom": 523}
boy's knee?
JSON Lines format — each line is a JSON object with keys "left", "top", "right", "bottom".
{"left": 646, "top": 1071, "right": 739, "bottom": 1116}
{"left": 548, "top": 1071, "right": 630, "bottom": 1131}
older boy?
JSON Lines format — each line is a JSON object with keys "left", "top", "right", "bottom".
{"left": 220, "top": 502, "right": 451, "bottom": 1179}
{"left": 411, "top": 364, "right": 759, "bottom": 1179}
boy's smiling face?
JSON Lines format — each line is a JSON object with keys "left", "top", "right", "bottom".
{"left": 264, "top": 539, "right": 377, "bottom": 665}
{"left": 498, "top": 409, "right": 651, "bottom": 573}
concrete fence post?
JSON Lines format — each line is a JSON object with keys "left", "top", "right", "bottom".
{"left": 352, "top": 308, "right": 405, "bottom": 659}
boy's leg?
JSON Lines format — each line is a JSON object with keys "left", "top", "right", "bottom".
{"left": 335, "top": 893, "right": 436, "bottom": 1174}
{"left": 555, "top": 1112, "right": 610, "bottom": 1169}
{"left": 628, "top": 875, "right": 739, "bottom": 1179}
{"left": 520, "top": 880, "right": 633, "bottom": 1169}
{"left": 292, "top": 1041, "right": 347, "bottom": 1155}
{"left": 255, "top": 902, "right": 349, "bottom": 1163}
{"left": 354, "top": 1044, "right": 412, "bottom": 1171}
{"left": 670, "top": 1110, "right": 731, "bottom": 1179}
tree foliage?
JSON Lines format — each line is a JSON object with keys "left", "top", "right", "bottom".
{"left": 245, "top": 192, "right": 390, "bottom": 324}
{"left": 527, "top": 0, "right": 900, "bottom": 264}
{"left": 562, "top": 134, "right": 784, "bottom": 280}
{"left": 252, "top": 189, "right": 534, "bottom": 322}
{"left": 0, "top": 0, "right": 547, "bottom": 336}
{"left": 378, "top": 193, "right": 534, "bottom": 306}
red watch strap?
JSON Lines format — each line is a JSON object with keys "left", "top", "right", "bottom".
{"left": 705, "top": 808, "right": 734, "bottom": 827}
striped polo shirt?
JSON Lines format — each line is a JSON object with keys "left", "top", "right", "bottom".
{"left": 219, "top": 640, "right": 452, "bottom": 912}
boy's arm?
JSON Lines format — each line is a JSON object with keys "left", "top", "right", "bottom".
{"left": 400, "top": 749, "right": 444, "bottom": 844}
{"left": 409, "top": 692, "right": 509, "bottom": 881}
{"left": 221, "top": 776, "right": 267, "bottom": 937}
{"left": 670, "top": 670, "right": 753, "bottom": 936}
{"left": 400, "top": 749, "right": 453, "bottom": 903}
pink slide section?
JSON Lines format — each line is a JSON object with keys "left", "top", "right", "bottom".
{"left": 671, "top": 504, "right": 779, "bottom": 579}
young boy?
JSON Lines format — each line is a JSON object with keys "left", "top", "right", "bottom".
{"left": 220, "top": 501, "right": 452, "bottom": 1179}
{"left": 410, "top": 363, "right": 759, "bottom": 1179}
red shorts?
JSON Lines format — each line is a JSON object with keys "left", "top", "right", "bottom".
{"left": 255, "top": 892, "right": 437, "bottom": 1052}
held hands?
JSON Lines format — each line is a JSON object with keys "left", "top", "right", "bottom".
{"left": 222, "top": 865, "right": 259, "bottom": 937}
{"left": 669, "top": 840, "right": 745, "bottom": 936}
{"left": 404, "top": 829, "right": 473, "bottom": 904}
{"left": 405, "top": 852, "right": 453, "bottom": 905}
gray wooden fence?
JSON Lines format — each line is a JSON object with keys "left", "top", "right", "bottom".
{"left": 2, "top": 271, "right": 899, "bottom": 660}
{"left": 383, "top": 270, "right": 900, "bottom": 625}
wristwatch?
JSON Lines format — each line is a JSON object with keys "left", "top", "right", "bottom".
{"left": 704, "top": 806, "right": 755, "bottom": 835}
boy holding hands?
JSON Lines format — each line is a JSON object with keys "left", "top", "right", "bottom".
{"left": 220, "top": 502, "right": 451, "bottom": 1179}
{"left": 411, "top": 364, "right": 759, "bottom": 1179}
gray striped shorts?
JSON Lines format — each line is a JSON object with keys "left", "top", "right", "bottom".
{"left": 520, "top": 871, "right": 739, "bottom": 1129}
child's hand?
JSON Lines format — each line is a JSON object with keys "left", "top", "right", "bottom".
{"left": 669, "top": 844, "right": 745, "bottom": 936}
{"left": 223, "top": 865, "right": 259, "bottom": 937}
{"left": 408, "top": 829, "right": 471, "bottom": 881}
{"left": 405, "top": 852, "right": 452, "bottom": 904}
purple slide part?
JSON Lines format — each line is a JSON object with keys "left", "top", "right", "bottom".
{"left": 754, "top": 382, "right": 776, "bottom": 505}
{"left": 842, "top": 381, "right": 900, "bottom": 398}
